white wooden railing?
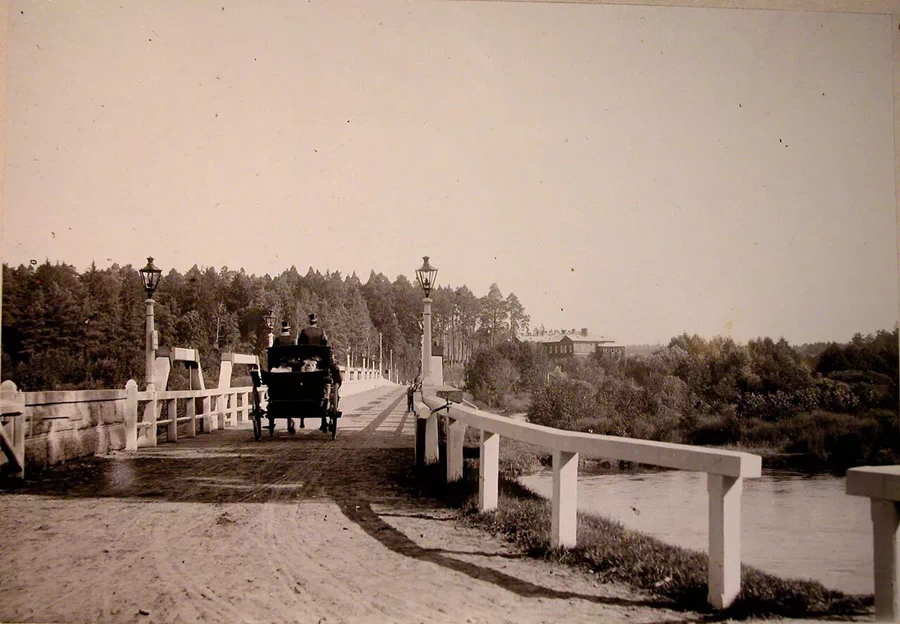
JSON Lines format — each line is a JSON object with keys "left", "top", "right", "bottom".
{"left": 418, "top": 394, "right": 761, "bottom": 610}
{"left": 124, "top": 380, "right": 255, "bottom": 450}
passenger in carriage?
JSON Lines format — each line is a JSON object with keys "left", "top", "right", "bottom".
{"left": 297, "top": 313, "right": 328, "bottom": 346}
{"left": 272, "top": 321, "right": 294, "bottom": 347}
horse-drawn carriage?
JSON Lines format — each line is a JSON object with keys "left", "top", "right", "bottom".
{"left": 250, "top": 344, "right": 342, "bottom": 440}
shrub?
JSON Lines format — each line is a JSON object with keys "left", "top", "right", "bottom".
{"left": 688, "top": 410, "right": 741, "bottom": 446}
{"left": 528, "top": 378, "right": 597, "bottom": 429}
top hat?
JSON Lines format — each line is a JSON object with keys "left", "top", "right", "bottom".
{"left": 281, "top": 321, "right": 291, "bottom": 333}
{"left": 308, "top": 313, "right": 318, "bottom": 324}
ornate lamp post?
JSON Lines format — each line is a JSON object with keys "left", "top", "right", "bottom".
{"left": 138, "top": 257, "right": 162, "bottom": 391}
{"left": 416, "top": 313, "right": 424, "bottom": 380}
{"left": 264, "top": 309, "right": 276, "bottom": 347}
{"left": 415, "top": 256, "right": 438, "bottom": 386}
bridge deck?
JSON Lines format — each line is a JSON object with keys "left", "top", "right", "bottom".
{"left": 2, "top": 386, "right": 698, "bottom": 624}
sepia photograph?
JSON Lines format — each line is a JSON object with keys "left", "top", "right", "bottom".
{"left": 2, "top": 0, "right": 899, "bottom": 622}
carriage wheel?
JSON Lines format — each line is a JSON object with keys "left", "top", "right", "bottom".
{"left": 253, "top": 412, "right": 262, "bottom": 441}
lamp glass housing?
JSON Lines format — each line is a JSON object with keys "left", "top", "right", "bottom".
{"left": 415, "top": 256, "right": 438, "bottom": 298}
{"left": 139, "top": 257, "right": 162, "bottom": 298}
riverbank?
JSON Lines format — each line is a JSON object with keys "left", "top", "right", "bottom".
{"left": 408, "top": 438, "right": 873, "bottom": 620}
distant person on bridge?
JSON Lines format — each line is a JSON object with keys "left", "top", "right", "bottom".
{"left": 298, "top": 313, "right": 328, "bottom": 346}
{"left": 407, "top": 377, "right": 420, "bottom": 413}
{"left": 272, "top": 321, "right": 294, "bottom": 347}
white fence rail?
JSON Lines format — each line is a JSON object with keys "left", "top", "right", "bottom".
{"left": 125, "top": 381, "right": 256, "bottom": 450}
{"left": 419, "top": 394, "right": 761, "bottom": 610}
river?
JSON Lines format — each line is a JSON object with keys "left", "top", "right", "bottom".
{"left": 519, "top": 468, "right": 872, "bottom": 595}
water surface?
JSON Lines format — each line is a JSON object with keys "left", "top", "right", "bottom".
{"left": 520, "top": 468, "right": 872, "bottom": 594}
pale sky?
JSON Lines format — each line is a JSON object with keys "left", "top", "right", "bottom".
{"left": 4, "top": 0, "right": 897, "bottom": 345}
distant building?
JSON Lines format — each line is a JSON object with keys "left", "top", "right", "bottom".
{"left": 519, "top": 327, "right": 624, "bottom": 360}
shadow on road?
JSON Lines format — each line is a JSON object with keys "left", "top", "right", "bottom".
{"left": 1, "top": 425, "right": 683, "bottom": 612}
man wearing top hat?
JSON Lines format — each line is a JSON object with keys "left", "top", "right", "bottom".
{"left": 272, "top": 321, "right": 294, "bottom": 347}
{"left": 298, "top": 313, "right": 328, "bottom": 346}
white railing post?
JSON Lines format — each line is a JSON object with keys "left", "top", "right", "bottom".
{"left": 479, "top": 430, "right": 499, "bottom": 511}
{"left": 871, "top": 500, "right": 900, "bottom": 622}
{"left": 202, "top": 396, "right": 212, "bottom": 433}
{"left": 124, "top": 380, "right": 138, "bottom": 451}
{"left": 847, "top": 466, "right": 900, "bottom": 622}
{"left": 551, "top": 450, "right": 578, "bottom": 548}
{"left": 424, "top": 410, "right": 439, "bottom": 464}
{"left": 708, "top": 474, "right": 743, "bottom": 609}
{"left": 187, "top": 396, "right": 197, "bottom": 437}
{"left": 139, "top": 393, "right": 158, "bottom": 448}
{"left": 216, "top": 394, "right": 225, "bottom": 430}
{"left": 167, "top": 398, "right": 178, "bottom": 442}
{"left": 446, "top": 414, "right": 465, "bottom": 482}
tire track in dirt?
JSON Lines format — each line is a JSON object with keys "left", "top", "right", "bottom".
{"left": 245, "top": 388, "right": 413, "bottom": 620}
{"left": 148, "top": 423, "right": 355, "bottom": 621}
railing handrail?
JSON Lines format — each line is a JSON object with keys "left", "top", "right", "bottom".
{"left": 422, "top": 396, "right": 761, "bottom": 478}
{"left": 418, "top": 390, "right": 762, "bottom": 609}
{"left": 135, "top": 386, "right": 254, "bottom": 401}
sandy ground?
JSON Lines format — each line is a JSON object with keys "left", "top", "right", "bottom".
{"left": 0, "top": 386, "right": 829, "bottom": 624}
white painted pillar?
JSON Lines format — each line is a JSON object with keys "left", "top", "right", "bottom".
{"left": 424, "top": 412, "right": 439, "bottom": 464}
{"left": 202, "top": 396, "right": 212, "bottom": 433}
{"left": 186, "top": 396, "right": 196, "bottom": 437}
{"left": 872, "top": 499, "right": 900, "bottom": 622}
{"left": 167, "top": 398, "right": 178, "bottom": 442}
{"left": 144, "top": 299, "right": 156, "bottom": 391}
{"left": 479, "top": 430, "right": 499, "bottom": 511}
{"left": 124, "top": 380, "right": 138, "bottom": 451}
{"left": 423, "top": 298, "right": 433, "bottom": 386}
{"left": 446, "top": 415, "right": 466, "bottom": 483}
{"left": 707, "top": 474, "right": 743, "bottom": 609}
{"left": 216, "top": 394, "right": 225, "bottom": 430}
{"left": 551, "top": 450, "right": 578, "bottom": 548}
{"left": 139, "top": 395, "right": 159, "bottom": 448}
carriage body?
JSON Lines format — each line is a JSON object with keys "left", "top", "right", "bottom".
{"left": 250, "top": 344, "right": 342, "bottom": 440}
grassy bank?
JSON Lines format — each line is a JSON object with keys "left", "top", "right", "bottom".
{"left": 399, "top": 441, "right": 872, "bottom": 620}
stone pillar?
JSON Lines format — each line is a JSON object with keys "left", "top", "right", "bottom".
{"left": 423, "top": 297, "right": 433, "bottom": 386}
{"left": 124, "top": 380, "right": 138, "bottom": 451}
{"left": 145, "top": 299, "right": 156, "bottom": 391}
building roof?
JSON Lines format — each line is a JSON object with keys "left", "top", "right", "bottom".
{"left": 519, "top": 332, "right": 615, "bottom": 344}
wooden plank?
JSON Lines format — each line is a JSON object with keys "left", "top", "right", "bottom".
{"left": 847, "top": 466, "right": 900, "bottom": 501}
{"left": 0, "top": 420, "right": 23, "bottom": 471}
{"left": 0, "top": 398, "right": 24, "bottom": 416}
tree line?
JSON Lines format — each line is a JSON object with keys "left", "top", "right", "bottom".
{"left": 1, "top": 261, "right": 530, "bottom": 392}
{"left": 465, "top": 329, "right": 899, "bottom": 471}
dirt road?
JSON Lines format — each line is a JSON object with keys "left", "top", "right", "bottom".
{"left": 1, "top": 386, "right": 698, "bottom": 624}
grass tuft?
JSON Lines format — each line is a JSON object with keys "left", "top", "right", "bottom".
{"left": 400, "top": 457, "right": 873, "bottom": 620}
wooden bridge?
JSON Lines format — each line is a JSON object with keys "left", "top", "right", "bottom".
{"left": 3, "top": 368, "right": 899, "bottom": 621}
